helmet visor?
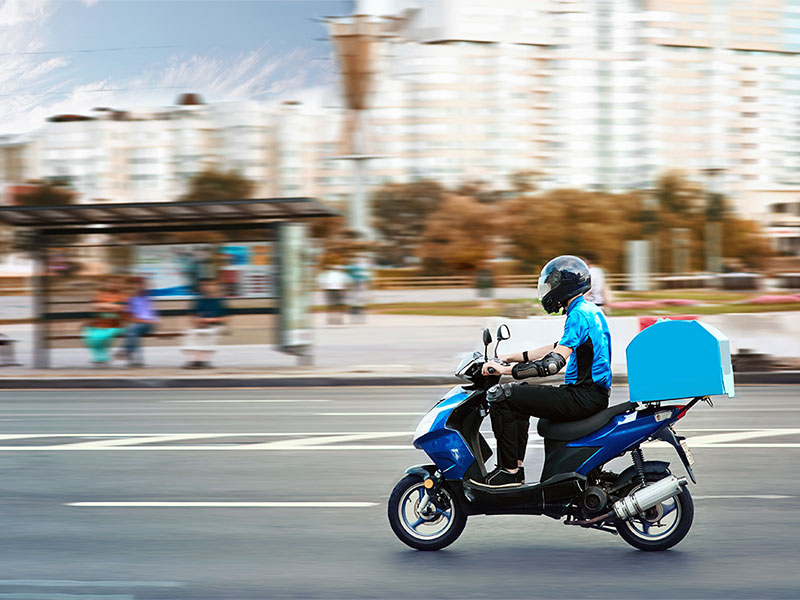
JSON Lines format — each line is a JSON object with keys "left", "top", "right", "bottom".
{"left": 537, "top": 270, "right": 550, "bottom": 300}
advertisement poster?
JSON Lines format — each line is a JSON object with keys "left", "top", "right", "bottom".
{"left": 279, "top": 223, "right": 312, "bottom": 350}
{"left": 135, "top": 243, "right": 275, "bottom": 298}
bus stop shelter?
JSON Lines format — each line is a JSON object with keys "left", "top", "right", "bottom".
{"left": 0, "top": 198, "right": 336, "bottom": 368}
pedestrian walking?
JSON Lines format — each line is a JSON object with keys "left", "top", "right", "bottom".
{"left": 317, "top": 265, "right": 348, "bottom": 325}
{"left": 583, "top": 251, "right": 611, "bottom": 311}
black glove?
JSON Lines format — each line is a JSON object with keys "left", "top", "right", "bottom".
{"left": 512, "top": 351, "right": 566, "bottom": 379}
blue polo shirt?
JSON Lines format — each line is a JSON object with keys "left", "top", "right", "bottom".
{"left": 559, "top": 295, "right": 612, "bottom": 389}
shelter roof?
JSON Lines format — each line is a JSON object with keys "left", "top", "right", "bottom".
{"left": 0, "top": 197, "right": 336, "bottom": 229}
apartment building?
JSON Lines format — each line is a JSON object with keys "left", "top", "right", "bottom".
{"left": 355, "top": 0, "right": 800, "bottom": 253}
{"left": 0, "top": 95, "right": 352, "bottom": 207}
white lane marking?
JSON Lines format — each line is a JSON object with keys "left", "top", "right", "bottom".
{"left": 49, "top": 434, "right": 223, "bottom": 450}
{"left": 1, "top": 429, "right": 800, "bottom": 451}
{"left": 0, "top": 432, "right": 405, "bottom": 437}
{"left": 694, "top": 495, "right": 794, "bottom": 500}
{"left": 6, "top": 442, "right": 800, "bottom": 451}
{"left": 704, "top": 408, "right": 800, "bottom": 412}
{"left": 315, "top": 412, "right": 424, "bottom": 416}
{"left": 67, "top": 501, "right": 377, "bottom": 508}
{"left": 0, "top": 580, "right": 181, "bottom": 588}
{"left": 683, "top": 429, "right": 800, "bottom": 445}
{"left": 246, "top": 432, "right": 410, "bottom": 449}
{"left": 163, "top": 399, "right": 330, "bottom": 403}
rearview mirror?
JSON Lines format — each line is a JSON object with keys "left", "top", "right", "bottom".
{"left": 496, "top": 324, "right": 510, "bottom": 341}
{"left": 494, "top": 324, "right": 510, "bottom": 357}
{"left": 482, "top": 328, "right": 492, "bottom": 360}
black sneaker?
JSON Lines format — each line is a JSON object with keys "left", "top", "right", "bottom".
{"left": 471, "top": 466, "right": 525, "bottom": 486}
{"left": 473, "top": 469, "right": 524, "bottom": 488}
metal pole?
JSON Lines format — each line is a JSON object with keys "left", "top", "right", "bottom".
{"left": 32, "top": 230, "right": 50, "bottom": 369}
{"left": 351, "top": 157, "right": 372, "bottom": 240}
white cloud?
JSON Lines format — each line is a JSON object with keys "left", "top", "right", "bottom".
{"left": 0, "top": 38, "right": 337, "bottom": 134}
{"left": 145, "top": 47, "right": 312, "bottom": 102}
{"left": 0, "top": 0, "right": 54, "bottom": 26}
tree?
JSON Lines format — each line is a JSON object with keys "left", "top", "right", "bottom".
{"left": 16, "top": 179, "right": 73, "bottom": 206}
{"left": 455, "top": 180, "right": 504, "bottom": 204}
{"left": 722, "top": 217, "right": 773, "bottom": 269}
{"left": 509, "top": 170, "right": 543, "bottom": 195}
{"left": 655, "top": 171, "right": 704, "bottom": 214}
{"left": 310, "top": 214, "right": 368, "bottom": 267}
{"left": 416, "top": 193, "right": 496, "bottom": 274}
{"left": 372, "top": 180, "right": 445, "bottom": 266}
{"left": 180, "top": 169, "right": 254, "bottom": 202}
{"left": 502, "top": 189, "right": 641, "bottom": 274}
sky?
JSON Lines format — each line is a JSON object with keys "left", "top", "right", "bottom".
{"left": 0, "top": 0, "right": 353, "bottom": 135}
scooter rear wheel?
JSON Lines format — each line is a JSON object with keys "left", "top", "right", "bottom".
{"left": 615, "top": 472, "right": 694, "bottom": 551}
{"left": 388, "top": 474, "right": 467, "bottom": 551}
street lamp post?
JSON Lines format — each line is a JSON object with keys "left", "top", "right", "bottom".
{"left": 702, "top": 167, "right": 726, "bottom": 275}
{"left": 326, "top": 15, "right": 386, "bottom": 241}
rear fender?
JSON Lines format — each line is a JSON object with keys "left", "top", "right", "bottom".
{"left": 611, "top": 460, "right": 671, "bottom": 493}
{"left": 653, "top": 426, "right": 697, "bottom": 484}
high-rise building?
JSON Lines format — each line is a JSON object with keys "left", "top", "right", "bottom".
{"left": 355, "top": 0, "right": 800, "bottom": 253}
{"left": 0, "top": 95, "right": 351, "bottom": 207}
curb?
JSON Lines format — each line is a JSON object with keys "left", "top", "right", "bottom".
{"left": 0, "top": 375, "right": 460, "bottom": 389}
{"left": 0, "top": 371, "right": 798, "bottom": 389}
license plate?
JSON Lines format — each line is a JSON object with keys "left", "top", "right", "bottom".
{"left": 680, "top": 439, "right": 695, "bottom": 466}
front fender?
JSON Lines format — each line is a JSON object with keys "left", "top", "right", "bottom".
{"left": 611, "top": 460, "right": 671, "bottom": 493}
{"left": 404, "top": 464, "right": 438, "bottom": 479}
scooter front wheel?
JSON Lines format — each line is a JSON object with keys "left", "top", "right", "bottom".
{"left": 388, "top": 474, "right": 467, "bottom": 551}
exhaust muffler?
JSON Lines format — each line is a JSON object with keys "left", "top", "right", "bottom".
{"left": 612, "top": 474, "right": 687, "bottom": 521}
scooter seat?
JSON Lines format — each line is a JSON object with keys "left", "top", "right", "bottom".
{"left": 537, "top": 402, "right": 632, "bottom": 441}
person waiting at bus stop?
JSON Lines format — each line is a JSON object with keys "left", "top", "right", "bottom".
{"left": 474, "top": 255, "right": 612, "bottom": 488}
{"left": 117, "top": 276, "right": 159, "bottom": 367}
{"left": 181, "top": 279, "right": 229, "bottom": 369}
{"left": 83, "top": 275, "right": 127, "bottom": 366}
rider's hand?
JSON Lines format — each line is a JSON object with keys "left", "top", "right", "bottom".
{"left": 482, "top": 360, "right": 512, "bottom": 377}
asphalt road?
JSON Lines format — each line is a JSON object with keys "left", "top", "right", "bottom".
{"left": 0, "top": 385, "right": 797, "bottom": 599}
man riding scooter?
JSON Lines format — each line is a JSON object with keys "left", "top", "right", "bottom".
{"left": 474, "top": 255, "right": 612, "bottom": 488}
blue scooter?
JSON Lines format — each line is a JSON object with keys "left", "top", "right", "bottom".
{"left": 388, "top": 324, "right": 724, "bottom": 552}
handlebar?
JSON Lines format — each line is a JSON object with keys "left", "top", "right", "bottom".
{"left": 485, "top": 358, "right": 509, "bottom": 375}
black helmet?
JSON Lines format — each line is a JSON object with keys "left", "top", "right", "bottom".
{"left": 537, "top": 255, "right": 591, "bottom": 314}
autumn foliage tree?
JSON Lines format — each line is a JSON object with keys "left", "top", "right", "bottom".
{"left": 372, "top": 180, "right": 445, "bottom": 266}
{"left": 363, "top": 172, "right": 773, "bottom": 275}
{"left": 180, "top": 169, "right": 255, "bottom": 202}
{"left": 503, "top": 189, "right": 642, "bottom": 273}
{"left": 416, "top": 194, "right": 496, "bottom": 274}
{"left": 17, "top": 179, "right": 74, "bottom": 206}
{"left": 650, "top": 171, "right": 773, "bottom": 271}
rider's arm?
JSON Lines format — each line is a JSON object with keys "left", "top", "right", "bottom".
{"left": 483, "top": 345, "right": 573, "bottom": 377}
{"left": 500, "top": 343, "right": 558, "bottom": 364}
{"left": 510, "top": 345, "right": 572, "bottom": 379}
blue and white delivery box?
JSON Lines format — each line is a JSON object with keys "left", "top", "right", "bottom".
{"left": 626, "top": 319, "right": 735, "bottom": 403}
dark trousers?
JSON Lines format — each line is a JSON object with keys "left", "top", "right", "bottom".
{"left": 490, "top": 383, "right": 609, "bottom": 470}
{"left": 123, "top": 322, "right": 154, "bottom": 358}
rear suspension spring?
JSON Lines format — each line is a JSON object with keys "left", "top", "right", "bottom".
{"left": 631, "top": 447, "right": 646, "bottom": 486}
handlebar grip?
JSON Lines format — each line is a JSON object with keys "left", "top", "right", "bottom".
{"left": 487, "top": 366, "right": 497, "bottom": 374}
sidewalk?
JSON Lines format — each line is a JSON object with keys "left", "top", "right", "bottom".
{"left": 0, "top": 312, "right": 797, "bottom": 388}
{"left": 0, "top": 313, "right": 490, "bottom": 384}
